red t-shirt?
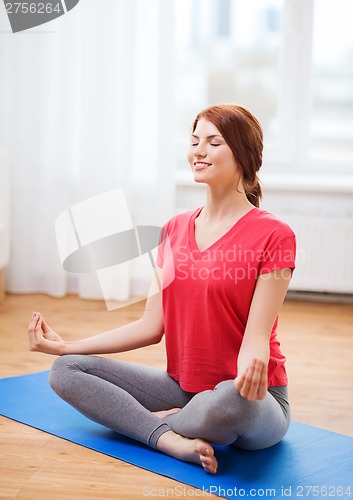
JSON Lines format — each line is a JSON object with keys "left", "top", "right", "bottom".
{"left": 157, "top": 207, "right": 296, "bottom": 393}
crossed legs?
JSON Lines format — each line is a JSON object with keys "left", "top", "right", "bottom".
{"left": 49, "top": 355, "right": 290, "bottom": 473}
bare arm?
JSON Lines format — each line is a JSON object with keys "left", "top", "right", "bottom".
{"left": 28, "top": 276, "right": 164, "bottom": 356}
{"left": 235, "top": 268, "right": 292, "bottom": 401}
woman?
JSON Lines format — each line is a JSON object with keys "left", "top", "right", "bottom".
{"left": 28, "top": 104, "right": 296, "bottom": 475}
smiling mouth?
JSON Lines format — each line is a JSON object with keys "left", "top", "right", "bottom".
{"left": 193, "top": 162, "right": 212, "bottom": 170}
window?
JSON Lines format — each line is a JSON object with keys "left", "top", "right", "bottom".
{"left": 310, "top": 0, "right": 353, "bottom": 162}
{"left": 175, "top": 0, "right": 353, "bottom": 177}
{"left": 175, "top": 0, "right": 283, "bottom": 149}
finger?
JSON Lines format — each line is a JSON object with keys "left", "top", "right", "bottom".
{"left": 27, "top": 319, "right": 35, "bottom": 344}
{"left": 236, "top": 370, "right": 249, "bottom": 397}
{"left": 33, "top": 317, "right": 44, "bottom": 342}
{"left": 28, "top": 314, "right": 39, "bottom": 333}
{"left": 35, "top": 313, "right": 44, "bottom": 329}
{"left": 239, "top": 360, "right": 256, "bottom": 399}
{"left": 29, "top": 312, "right": 40, "bottom": 326}
{"left": 246, "top": 359, "right": 263, "bottom": 401}
{"left": 234, "top": 373, "right": 245, "bottom": 393}
{"left": 28, "top": 315, "right": 41, "bottom": 350}
{"left": 257, "top": 366, "right": 268, "bottom": 400}
{"left": 29, "top": 311, "right": 38, "bottom": 323}
{"left": 41, "top": 318, "right": 50, "bottom": 333}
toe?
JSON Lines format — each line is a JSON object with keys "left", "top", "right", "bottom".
{"left": 200, "top": 455, "right": 217, "bottom": 474}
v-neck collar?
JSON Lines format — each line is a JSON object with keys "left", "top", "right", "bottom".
{"left": 188, "top": 206, "right": 258, "bottom": 257}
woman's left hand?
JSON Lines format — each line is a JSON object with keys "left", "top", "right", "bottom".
{"left": 234, "top": 358, "right": 268, "bottom": 402}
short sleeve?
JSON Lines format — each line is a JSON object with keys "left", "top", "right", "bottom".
{"left": 156, "top": 226, "right": 168, "bottom": 268}
{"left": 258, "top": 233, "right": 296, "bottom": 276}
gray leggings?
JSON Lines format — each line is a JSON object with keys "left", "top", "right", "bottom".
{"left": 49, "top": 355, "right": 290, "bottom": 451}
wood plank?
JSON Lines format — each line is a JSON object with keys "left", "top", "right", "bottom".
{"left": 0, "top": 268, "right": 5, "bottom": 302}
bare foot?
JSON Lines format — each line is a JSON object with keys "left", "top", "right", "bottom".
{"left": 153, "top": 408, "right": 181, "bottom": 419}
{"left": 157, "top": 431, "right": 218, "bottom": 474}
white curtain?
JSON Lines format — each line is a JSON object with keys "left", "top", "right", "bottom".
{"left": 0, "top": 0, "right": 176, "bottom": 302}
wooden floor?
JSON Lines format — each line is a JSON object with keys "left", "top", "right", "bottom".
{"left": 0, "top": 293, "right": 352, "bottom": 499}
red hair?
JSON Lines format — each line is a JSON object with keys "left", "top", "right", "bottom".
{"left": 192, "top": 104, "right": 263, "bottom": 207}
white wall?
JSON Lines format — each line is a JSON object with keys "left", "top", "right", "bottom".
{"left": 0, "top": 150, "right": 10, "bottom": 270}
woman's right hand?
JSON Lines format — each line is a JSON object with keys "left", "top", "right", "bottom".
{"left": 27, "top": 312, "right": 65, "bottom": 355}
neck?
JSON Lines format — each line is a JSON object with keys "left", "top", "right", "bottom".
{"left": 201, "top": 185, "right": 254, "bottom": 223}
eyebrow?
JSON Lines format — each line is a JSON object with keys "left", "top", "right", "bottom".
{"left": 191, "top": 134, "right": 223, "bottom": 140}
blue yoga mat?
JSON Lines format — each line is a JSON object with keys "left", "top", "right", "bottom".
{"left": 0, "top": 371, "right": 352, "bottom": 499}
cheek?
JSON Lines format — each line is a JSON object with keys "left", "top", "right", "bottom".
{"left": 211, "top": 149, "right": 231, "bottom": 164}
{"left": 217, "top": 150, "right": 238, "bottom": 169}
{"left": 187, "top": 149, "right": 193, "bottom": 165}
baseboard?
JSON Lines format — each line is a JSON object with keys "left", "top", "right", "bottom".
{"left": 287, "top": 289, "right": 353, "bottom": 304}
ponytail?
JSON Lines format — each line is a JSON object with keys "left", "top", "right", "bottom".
{"left": 244, "top": 175, "right": 262, "bottom": 208}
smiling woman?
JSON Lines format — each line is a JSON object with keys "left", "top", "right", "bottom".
{"left": 188, "top": 105, "right": 263, "bottom": 207}
{"left": 189, "top": 122, "right": 238, "bottom": 184}
{"left": 28, "top": 103, "right": 296, "bottom": 475}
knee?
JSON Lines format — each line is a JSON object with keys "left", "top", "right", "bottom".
{"left": 200, "top": 381, "right": 253, "bottom": 444}
{"left": 212, "top": 380, "right": 251, "bottom": 413}
{"left": 48, "top": 354, "right": 82, "bottom": 396}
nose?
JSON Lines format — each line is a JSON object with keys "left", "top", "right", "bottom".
{"left": 193, "top": 142, "right": 207, "bottom": 158}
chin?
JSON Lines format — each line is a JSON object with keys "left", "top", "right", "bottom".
{"left": 192, "top": 175, "right": 208, "bottom": 185}
{"left": 192, "top": 170, "right": 210, "bottom": 183}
